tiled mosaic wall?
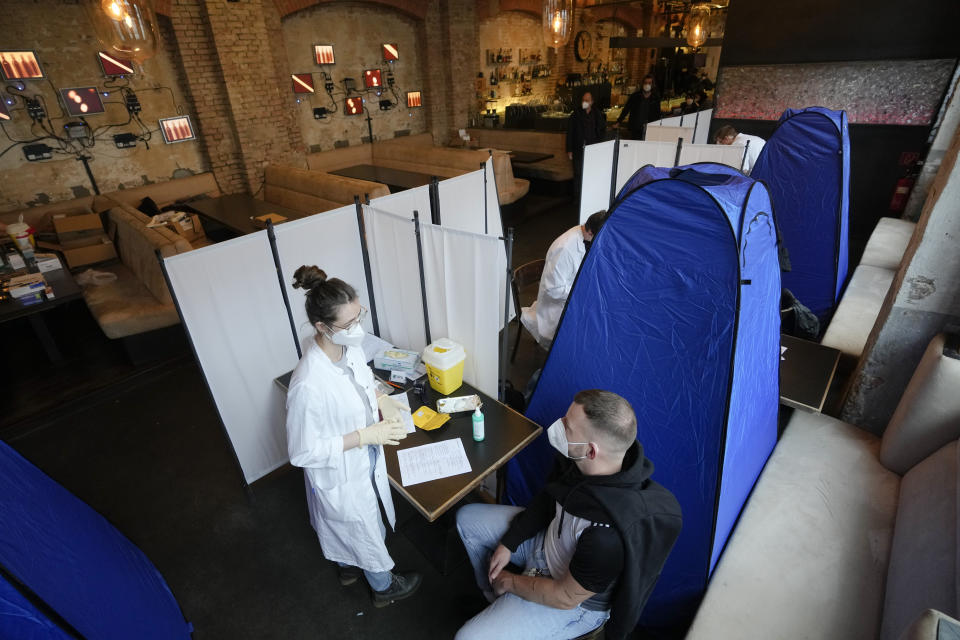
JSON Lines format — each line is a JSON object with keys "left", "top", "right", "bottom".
{"left": 715, "top": 59, "right": 956, "bottom": 125}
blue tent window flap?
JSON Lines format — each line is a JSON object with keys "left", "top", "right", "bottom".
{"left": 507, "top": 164, "right": 780, "bottom": 627}
{"left": 751, "top": 106, "right": 850, "bottom": 321}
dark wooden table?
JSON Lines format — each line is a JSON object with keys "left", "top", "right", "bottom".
{"left": 329, "top": 164, "right": 435, "bottom": 193}
{"left": 275, "top": 371, "right": 542, "bottom": 522}
{"left": 508, "top": 150, "right": 555, "bottom": 164}
{"left": 187, "top": 194, "right": 306, "bottom": 236}
{"left": 780, "top": 334, "right": 842, "bottom": 413}
{"left": 0, "top": 266, "right": 82, "bottom": 361}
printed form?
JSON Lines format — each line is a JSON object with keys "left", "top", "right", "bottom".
{"left": 397, "top": 438, "right": 472, "bottom": 486}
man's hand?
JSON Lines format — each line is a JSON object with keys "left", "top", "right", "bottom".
{"left": 567, "top": 151, "right": 573, "bottom": 160}
{"left": 492, "top": 569, "right": 515, "bottom": 597}
{"left": 488, "top": 543, "right": 512, "bottom": 583}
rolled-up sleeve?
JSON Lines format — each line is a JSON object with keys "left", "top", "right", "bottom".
{"left": 286, "top": 384, "right": 344, "bottom": 472}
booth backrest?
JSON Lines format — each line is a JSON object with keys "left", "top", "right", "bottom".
{"left": 107, "top": 207, "right": 178, "bottom": 305}
{"left": 263, "top": 165, "right": 389, "bottom": 213}
{"left": 106, "top": 173, "right": 220, "bottom": 209}
{"left": 645, "top": 125, "right": 695, "bottom": 144}
{"left": 881, "top": 333, "right": 960, "bottom": 474}
{"left": 306, "top": 145, "right": 373, "bottom": 172}
{"left": 105, "top": 198, "right": 193, "bottom": 254}
{"left": 467, "top": 128, "right": 567, "bottom": 155}
{"left": 371, "top": 140, "right": 489, "bottom": 175}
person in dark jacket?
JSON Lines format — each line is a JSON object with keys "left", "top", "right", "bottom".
{"left": 615, "top": 74, "right": 661, "bottom": 139}
{"left": 566, "top": 91, "right": 606, "bottom": 197}
{"left": 454, "top": 390, "right": 683, "bottom": 640}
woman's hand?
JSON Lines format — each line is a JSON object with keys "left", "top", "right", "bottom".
{"left": 488, "top": 543, "right": 512, "bottom": 583}
{"left": 377, "top": 394, "right": 409, "bottom": 422}
{"left": 357, "top": 419, "right": 407, "bottom": 446}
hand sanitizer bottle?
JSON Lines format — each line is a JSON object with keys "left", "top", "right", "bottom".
{"left": 472, "top": 406, "right": 485, "bottom": 442}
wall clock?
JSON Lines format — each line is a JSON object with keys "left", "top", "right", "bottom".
{"left": 574, "top": 30, "right": 592, "bottom": 62}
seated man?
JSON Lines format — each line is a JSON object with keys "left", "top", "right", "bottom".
{"left": 455, "top": 390, "right": 683, "bottom": 640}
{"left": 521, "top": 210, "right": 608, "bottom": 349}
{"left": 714, "top": 124, "right": 766, "bottom": 175}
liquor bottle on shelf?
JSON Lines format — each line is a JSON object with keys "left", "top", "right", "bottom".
{"left": 489, "top": 71, "right": 497, "bottom": 86}
{"left": 496, "top": 48, "right": 503, "bottom": 63}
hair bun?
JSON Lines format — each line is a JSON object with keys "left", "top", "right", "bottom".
{"left": 292, "top": 265, "right": 327, "bottom": 291}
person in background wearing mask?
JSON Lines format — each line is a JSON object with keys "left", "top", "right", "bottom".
{"left": 714, "top": 124, "right": 767, "bottom": 175}
{"left": 285, "top": 265, "right": 422, "bottom": 608}
{"left": 680, "top": 93, "right": 699, "bottom": 115}
{"left": 566, "top": 91, "right": 607, "bottom": 197}
{"left": 615, "top": 74, "right": 661, "bottom": 139}
{"left": 454, "top": 390, "right": 683, "bottom": 640}
{"left": 521, "top": 210, "right": 608, "bottom": 349}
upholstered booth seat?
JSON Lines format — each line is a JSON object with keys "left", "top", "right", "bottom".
{"left": 686, "top": 333, "right": 960, "bottom": 640}
{"left": 467, "top": 128, "right": 574, "bottom": 183}
{"left": 263, "top": 164, "right": 388, "bottom": 212}
{"left": 821, "top": 264, "right": 896, "bottom": 356}
{"left": 860, "top": 217, "right": 917, "bottom": 270}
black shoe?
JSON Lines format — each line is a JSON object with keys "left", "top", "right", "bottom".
{"left": 371, "top": 571, "right": 423, "bottom": 608}
{"left": 338, "top": 565, "right": 363, "bottom": 586}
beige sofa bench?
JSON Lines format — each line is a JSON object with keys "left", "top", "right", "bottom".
{"left": 467, "top": 128, "right": 573, "bottom": 183}
{"left": 263, "top": 164, "right": 389, "bottom": 212}
{"left": 685, "top": 333, "right": 960, "bottom": 640}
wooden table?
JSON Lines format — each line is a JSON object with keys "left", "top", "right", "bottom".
{"left": 329, "top": 164, "right": 435, "bottom": 193}
{"left": 187, "top": 194, "right": 306, "bottom": 236}
{"left": 508, "top": 150, "right": 554, "bottom": 164}
{"left": 274, "top": 370, "right": 542, "bottom": 522}
{"left": 0, "top": 265, "right": 82, "bottom": 362}
{"left": 780, "top": 334, "right": 842, "bottom": 413}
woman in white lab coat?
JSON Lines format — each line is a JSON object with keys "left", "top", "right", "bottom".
{"left": 285, "top": 265, "right": 422, "bottom": 607}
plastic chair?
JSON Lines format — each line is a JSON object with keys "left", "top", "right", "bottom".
{"left": 511, "top": 259, "right": 546, "bottom": 362}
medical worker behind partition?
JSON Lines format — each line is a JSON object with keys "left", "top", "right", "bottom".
{"left": 285, "top": 265, "right": 423, "bottom": 608}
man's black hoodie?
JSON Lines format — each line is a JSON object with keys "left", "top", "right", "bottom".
{"left": 501, "top": 442, "right": 682, "bottom": 640}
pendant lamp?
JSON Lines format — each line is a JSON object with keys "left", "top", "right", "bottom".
{"left": 89, "top": 0, "right": 160, "bottom": 64}
{"left": 543, "top": 0, "right": 574, "bottom": 49}
{"left": 686, "top": 3, "right": 710, "bottom": 48}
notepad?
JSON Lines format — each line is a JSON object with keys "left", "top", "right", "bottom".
{"left": 397, "top": 438, "right": 471, "bottom": 486}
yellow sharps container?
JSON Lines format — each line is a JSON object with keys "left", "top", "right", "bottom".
{"left": 421, "top": 338, "right": 466, "bottom": 395}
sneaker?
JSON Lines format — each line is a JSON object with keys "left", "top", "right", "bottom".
{"left": 371, "top": 571, "right": 423, "bottom": 608}
{"left": 338, "top": 565, "right": 363, "bottom": 586}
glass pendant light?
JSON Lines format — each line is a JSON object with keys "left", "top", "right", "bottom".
{"left": 542, "top": 0, "right": 574, "bottom": 49}
{"left": 88, "top": 0, "right": 160, "bottom": 64}
{"left": 686, "top": 3, "right": 710, "bottom": 48}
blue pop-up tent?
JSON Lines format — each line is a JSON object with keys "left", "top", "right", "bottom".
{"left": 506, "top": 163, "right": 781, "bottom": 626}
{"left": 751, "top": 106, "right": 850, "bottom": 320}
{"left": 0, "top": 441, "right": 193, "bottom": 640}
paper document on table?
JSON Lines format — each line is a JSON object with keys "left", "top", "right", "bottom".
{"left": 363, "top": 333, "right": 394, "bottom": 362}
{"left": 781, "top": 345, "right": 787, "bottom": 361}
{"left": 390, "top": 392, "right": 416, "bottom": 434}
{"left": 397, "top": 438, "right": 472, "bottom": 486}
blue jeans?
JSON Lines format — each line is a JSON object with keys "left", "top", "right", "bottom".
{"left": 455, "top": 503, "right": 609, "bottom": 640}
{"left": 338, "top": 446, "right": 392, "bottom": 592}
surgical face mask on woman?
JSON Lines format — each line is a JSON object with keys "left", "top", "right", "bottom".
{"left": 327, "top": 322, "right": 366, "bottom": 347}
{"left": 582, "top": 101, "right": 591, "bottom": 110}
{"left": 642, "top": 83, "right": 652, "bottom": 92}
{"left": 547, "top": 419, "right": 589, "bottom": 460}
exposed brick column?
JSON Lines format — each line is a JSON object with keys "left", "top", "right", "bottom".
{"left": 169, "top": 0, "right": 304, "bottom": 195}
{"left": 422, "top": 0, "right": 480, "bottom": 144}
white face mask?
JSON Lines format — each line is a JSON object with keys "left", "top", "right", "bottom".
{"left": 582, "top": 101, "right": 591, "bottom": 110}
{"left": 547, "top": 419, "right": 589, "bottom": 460}
{"left": 643, "top": 84, "right": 652, "bottom": 92}
{"left": 326, "top": 322, "right": 365, "bottom": 347}
{"left": 686, "top": 99, "right": 694, "bottom": 105}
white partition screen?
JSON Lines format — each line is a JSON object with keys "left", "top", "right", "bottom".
{"left": 272, "top": 206, "right": 374, "bottom": 353}
{"left": 615, "top": 140, "right": 678, "bottom": 194}
{"left": 645, "top": 125, "right": 694, "bottom": 144}
{"left": 579, "top": 140, "right": 616, "bottom": 223}
{"left": 363, "top": 205, "right": 429, "bottom": 351}
{"left": 678, "top": 143, "right": 746, "bottom": 169}
{"left": 420, "top": 223, "right": 502, "bottom": 397}
{"left": 164, "top": 234, "right": 299, "bottom": 484}
{"left": 437, "top": 161, "right": 504, "bottom": 238}
{"left": 653, "top": 115, "right": 684, "bottom": 128}
{"left": 693, "top": 108, "right": 713, "bottom": 144}
{"left": 369, "top": 185, "right": 432, "bottom": 219}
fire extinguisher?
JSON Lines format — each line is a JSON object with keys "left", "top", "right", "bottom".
{"left": 889, "top": 171, "right": 916, "bottom": 214}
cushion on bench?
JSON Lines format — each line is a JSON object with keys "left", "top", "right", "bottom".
{"left": 264, "top": 165, "right": 389, "bottom": 213}
{"left": 821, "top": 265, "right": 896, "bottom": 357}
{"left": 685, "top": 411, "right": 900, "bottom": 640}
{"left": 860, "top": 218, "right": 916, "bottom": 270}
{"left": 107, "top": 173, "right": 220, "bottom": 208}
{"left": 881, "top": 441, "right": 960, "bottom": 640}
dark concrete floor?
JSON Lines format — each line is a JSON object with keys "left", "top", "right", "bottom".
{"left": 6, "top": 190, "right": 586, "bottom": 640}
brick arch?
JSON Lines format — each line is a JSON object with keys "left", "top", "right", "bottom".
{"left": 272, "top": 0, "right": 428, "bottom": 20}
{"left": 584, "top": 6, "right": 643, "bottom": 31}
{"left": 498, "top": 0, "right": 541, "bottom": 17}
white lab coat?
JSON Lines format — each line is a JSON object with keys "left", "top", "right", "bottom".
{"left": 521, "top": 225, "right": 586, "bottom": 346}
{"left": 285, "top": 339, "right": 396, "bottom": 573}
{"left": 735, "top": 133, "right": 766, "bottom": 175}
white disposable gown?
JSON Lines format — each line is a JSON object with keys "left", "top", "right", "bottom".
{"left": 285, "top": 339, "right": 396, "bottom": 573}
{"left": 734, "top": 132, "right": 766, "bottom": 175}
{"left": 521, "top": 225, "right": 586, "bottom": 346}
